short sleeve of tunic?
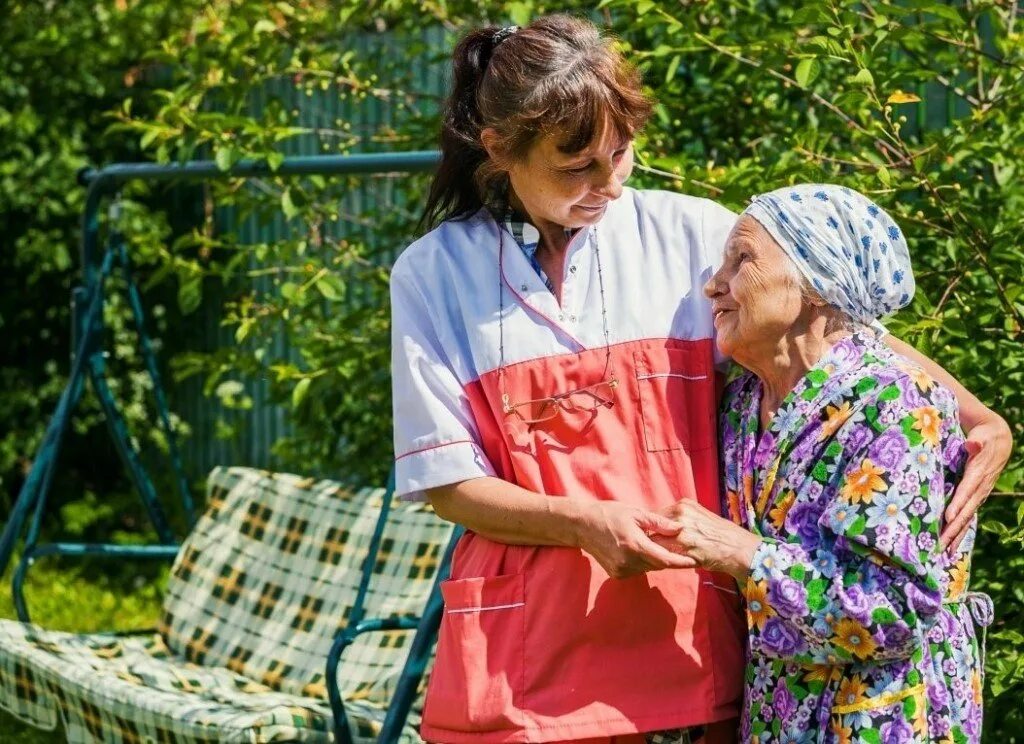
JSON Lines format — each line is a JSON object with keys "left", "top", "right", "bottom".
{"left": 700, "top": 200, "right": 740, "bottom": 372}
{"left": 390, "top": 260, "right": 496, "bottom": 500}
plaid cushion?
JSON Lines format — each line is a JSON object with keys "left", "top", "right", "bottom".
{"left": 0, "top": 622, "right": 417, "bottom": 742}
{"left": 159, "top": 467, "right": 451, "bottom": 704}
{"left": 0, "top": 466, "right": 454, "bottom": 742}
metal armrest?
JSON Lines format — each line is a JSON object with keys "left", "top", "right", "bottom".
{"left": 327, "top": 615, "right": 422, "bottom": 744}
{"left": 12, "top": 542, "right": 180, "bottom": 624}
{"left": 328, "top": 527, "right": 461, "bottom": 744}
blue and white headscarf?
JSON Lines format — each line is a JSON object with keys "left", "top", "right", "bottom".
{"left": 742, "top": 184, "right": 915, "bottom": 325}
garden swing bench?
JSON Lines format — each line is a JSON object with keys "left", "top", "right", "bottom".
{"left": 0, "top": 151, "right": 461, "bottom": 744}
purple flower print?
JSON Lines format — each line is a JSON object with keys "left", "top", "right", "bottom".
{"left": 876, "top": 621, "right": 912, "bottom": 649}
{"left": 769, "top": 577, "right": 809, "bottom": 617}
{"left": 893, "top": 531, "right": 919, "bottom": 566}
{"left": 943, "top": 436, "right": 965, "bottom": 468}
{"left": 929, "top": 712, "right": 952, "bottom": 736}
{"left": 754, "top": 432, "right": 777, "bottom": 467}
{"left": 964, "top": 709, "right": 981, "bottom": 738}
{"left": 831, "top": 338, "right": 860, "bottom": 366}
{"left": 791, "top": 433, "right": 818, "bottom": 464}
{"left": 869, "top": 429, "right": 910, "bottom": 470}
{"left": 837, "top": 584, "right": 873, "bottom": 625}
{"left": 905, "top": 582, "right": 941, "bottom": 616}
{"left": 874, "top": 523, "right": 897, "bottom": 552}
{"left": 880, "top": 716, "right": 914, "bottom": 744}
{"left": 773, "top": 682, "right": 797, "bottom": 721}
{"left": 897, "top": 375, "right": 928, "bottom": 409}
{"left": 842, "top": 423, "right": 873, "bottom": 453}
{"left": 759, "top": 617, "right": 806, "bottom": 657}
{"left": 787, "top": 501, "right": 825, "bottom": 545}
{"left": 894, "top": 469, "right": 921, "bottom": 495}
{"left": 879, "top": 406, "right": 901, "bottom": 426}
{"left": 928, "top": 680, "right": 950, "bottom": 710}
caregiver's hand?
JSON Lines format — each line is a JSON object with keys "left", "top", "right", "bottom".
{"left": 655, "top": 499, "right": 761, "bottom": 582}
{"left": 576, "top": 501, "right": 697, "bottom": 579}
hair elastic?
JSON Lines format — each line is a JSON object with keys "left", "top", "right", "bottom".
{"left": 492, "top": 25, "right": 519, "bottom": 47}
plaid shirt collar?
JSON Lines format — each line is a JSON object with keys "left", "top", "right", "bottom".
{"left": 490, "top": 199, "right": 577, "bottom": 293}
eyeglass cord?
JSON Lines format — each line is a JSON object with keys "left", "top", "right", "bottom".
{"left": 497, "top": 221, "right": 614, "bottom": 398}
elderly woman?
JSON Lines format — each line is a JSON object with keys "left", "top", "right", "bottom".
{"left": 660, "top": 184, "right": 992, "bottom": 743}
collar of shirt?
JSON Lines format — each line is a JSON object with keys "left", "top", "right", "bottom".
{"left": 490, "top": 202, "right": 577, "bottom": 294}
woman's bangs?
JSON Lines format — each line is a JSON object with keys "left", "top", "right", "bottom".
{"left": 551, "top": 73, "right": 650, "bottom": 154}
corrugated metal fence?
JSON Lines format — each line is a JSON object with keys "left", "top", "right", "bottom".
{"left": 173, "top": 27, "right": 447, "bottom": 481}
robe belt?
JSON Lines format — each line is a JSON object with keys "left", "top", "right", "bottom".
{"left": 943, "top": 590, "right": 994, "bottom": 672}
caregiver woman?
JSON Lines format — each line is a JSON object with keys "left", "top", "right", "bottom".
{"left": 389, "top": 15, "right": 1011, "bottom": 744}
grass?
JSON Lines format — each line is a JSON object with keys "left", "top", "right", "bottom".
{"left": 0, "top": 554, "right": 168, "bottom": 742}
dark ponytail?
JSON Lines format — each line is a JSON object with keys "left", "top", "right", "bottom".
{"left": 420, "top": 27, "right": 502, "bottom": 230}
{"left": 421, "top": 15, "right": 652, "bottom": 230}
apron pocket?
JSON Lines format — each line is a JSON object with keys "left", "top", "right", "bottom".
{"left": 422, "top": 572, "right": 526, "bottom": 733}
{"left": 634, "top": 348, "right": 714, "bottom": 453}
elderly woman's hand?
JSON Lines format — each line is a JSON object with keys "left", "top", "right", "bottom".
{"left": 654, "top": 500, "right": 762, "bottom": 581}
{"left": 575, "top": 501, "right": 699, "bottom": 579}
{"left": 942, "top": 413, "right": 1014, "bottom": 550}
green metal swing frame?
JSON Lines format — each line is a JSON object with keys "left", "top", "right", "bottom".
{"left": 0, "top": 150, "right": 455, "bottom": 744}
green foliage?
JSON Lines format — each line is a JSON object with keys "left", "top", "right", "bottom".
{"left": 0, "top": 1, "right": 198, "bottom": 537}
{"left": 0, "top": 555, "right": 166, "bottom": 742}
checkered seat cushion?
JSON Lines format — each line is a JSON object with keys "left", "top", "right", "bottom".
{"left": 0, "top": 466, "right": 454, "bottom": 743}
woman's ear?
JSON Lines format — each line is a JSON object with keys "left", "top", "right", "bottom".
{"left": 480, "top": 127, "right": 509, "bottom": 170}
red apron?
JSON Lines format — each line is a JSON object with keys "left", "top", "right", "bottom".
{"left": 419, "top": 338, "right": 746, "bottom": 743}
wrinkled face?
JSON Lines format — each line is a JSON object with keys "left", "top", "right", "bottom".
{"left": 499, "top": 116, "right": 634, "bottom": 230}
{"left": 703, "top": 216, "right": 807, "bottom": 361}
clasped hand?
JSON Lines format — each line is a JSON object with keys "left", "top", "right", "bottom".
{"left": 577, "top": 499, "right": 759, "bottom": 581}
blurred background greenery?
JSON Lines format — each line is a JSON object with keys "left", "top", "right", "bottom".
{"left": 1, "top": 0, "right": 1022, "bottom": 740}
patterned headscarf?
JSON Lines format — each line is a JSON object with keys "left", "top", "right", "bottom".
{"left": 742, "top": 184, "right": 915, "bottom": 325}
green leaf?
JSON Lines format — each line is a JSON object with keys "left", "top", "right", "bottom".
{"left": 235, "top": 319, "right": 254, "bottom": 344}
{"left": 281, "top": 188, "right": 299, "bottom": 220}
{"left": 879, "top": 384, "right": 901, "bottom": 402}
{"left": 214, "top": 146, "right": 239, "bottom": 172}
{"left": 315, "top": 274, "right": 345, "bottom": 301}
{"left": 847, "top": 515, "right": 867, "bottom": 538}
{"left": 292, "top": 377, "right": 312, "bottom": 409}
{"left": 265, "top": 151, "right": 285, "bottom": 172}
{"left": 871, "top": 607, "right": 898, "bottom": 624}
{"left": 215, "top": 380, "right": 245, "bottom": 400}
{"left": 177, "top": 276, "right": 202, "bottom": 315}
{"left": 850, "top": 68, "right": 875, "bottom": 87}
{"left": 665, "top": 55, "right": 681, "bottom": 84}
{"left": 795, "top": 58, "right": 820, "bottom": 88}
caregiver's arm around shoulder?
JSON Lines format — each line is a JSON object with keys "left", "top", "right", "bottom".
{"left": 883, "top": 334, "right": 1013, "bottom": 547}
{"left": 426, "top": 478, "right": 697, "bottom": 578}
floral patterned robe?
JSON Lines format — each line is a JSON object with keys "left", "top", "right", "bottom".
{"left": 720, "top": 332, "right": 992, "bottom": 744}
